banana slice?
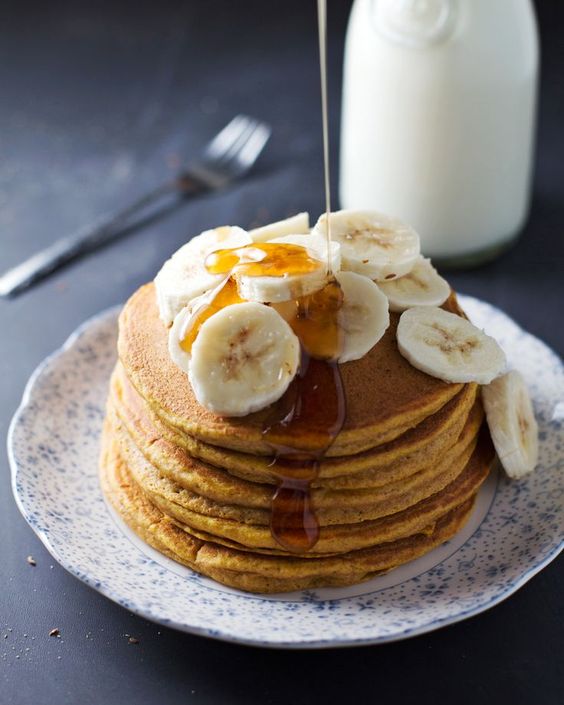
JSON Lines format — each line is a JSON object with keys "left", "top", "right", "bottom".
{"left": 188, "top": 302, "right": 300, "bottom": 416}
{"left": 168, "top": 300, "right": 197, "bottom": 374}
{"left": 397, "top": 307, "right": 506, "bottom": 384}
{"left": 250, "top": 212, "right": 310, "bottom": 242}
{"left": 313, "top": 209, "right": 420, "bottom": 281}
{"left": 482, "top": 371, "right": 538, "bottom": 479}
{"left": 167, "top": 283, "right": 218, "bottom": 374}
{"left": 235, "top": 234, "right": 341, "bottom": 303}
{"left": 154, "top": 226, "right": 251, "bottom": 325}
{"left": 336, "top": 271, "right": 390, "bottom": 363}
{"left": 377, "top": 257, "right": 450, "bottom": 313}
{"left": 168, "top": 277, "right": 245, "bottom": 374}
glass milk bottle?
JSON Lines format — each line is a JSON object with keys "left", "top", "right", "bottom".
{"left": 339, "top": 0, "right": 539, "bottom": 264}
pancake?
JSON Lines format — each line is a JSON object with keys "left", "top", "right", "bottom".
{"left": 100, "top": 428, "right": 479, "bottom": 593}
{"left": 104, "top": 415, "right": 494, "bottom": 554}
{"left": 101, "top": 275, "right": 497, "bottom": 593}
{"left": 118, "top": 283, "right": 467, "bottom": 456}
{"left": 107, "top": 397, "right": 484, "bottom": 518}
{"left": 111, "top": 361, "right": 479, "bottom": 486}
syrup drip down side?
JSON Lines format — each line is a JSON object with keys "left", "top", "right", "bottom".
{"left": 180, "top": 242, "right": 347, "bottom": 552}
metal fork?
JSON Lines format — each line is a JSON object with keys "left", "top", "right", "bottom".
{"left": 0, "top": 115, "right": 271, "bottom": 297}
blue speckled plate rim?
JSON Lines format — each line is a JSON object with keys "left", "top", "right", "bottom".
{"left": 7, "top": 297, "right": 564, "bottom": 649}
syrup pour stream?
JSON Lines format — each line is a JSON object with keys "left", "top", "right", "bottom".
{"left": 182, "top": 0, "right": 345, "bottom": 552}
{"left": 261, "top": 0, "right": 346, "bottom": 552}
{"left": 317, "top": 0, "right": 333, "bottom": 273}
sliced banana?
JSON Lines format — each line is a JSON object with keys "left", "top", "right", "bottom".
{"left": 396, "top": 307, "right": 506, "bottom": 384}
{"left": 188, "top": 302, "right": 300, "bottom": 417}
{"left": 235, "top": 234, "right": 340, "bottom": 303}
{"left": 154, "top": 226, "right": 251, "bottom": 325}
{"left": 378, "top": 257, "right": 451, "bottom": 312}
{"left": 482, "top": 371, "right": 538, "bottom": 479}
{"left": 335, "top": 271, "right": 390, "bottom": 363}
{"left": 313, "top": 209, "right": 420, "bottom": 281}
{"left": 250, "top": 212, "right": 310, "bottom": 242}
{"left": 168, "top": 300, "right": 197, "bottom": 374}
{"left": 167, "top": 281, "right": 223, "bottom": 374}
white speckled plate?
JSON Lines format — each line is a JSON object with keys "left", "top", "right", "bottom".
{"left": 8, "top": 296, "right": 563, "bottom": 648}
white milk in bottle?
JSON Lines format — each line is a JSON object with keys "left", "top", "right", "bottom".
{"left": 339, "top": 0, "right": 539, "bottom": 264}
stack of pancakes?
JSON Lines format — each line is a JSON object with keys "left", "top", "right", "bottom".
{"left": 100, "top": 283, "right": 495, "bottom": 593}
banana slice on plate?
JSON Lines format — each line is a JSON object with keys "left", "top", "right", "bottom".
{"left": 250, "top": 212, "right": 310, "bottom": 242}
{"left": 188, "top": 302, "right": 300, "bottom": 417}
{"left": 313, "top": 209, "right": 420, "bottom": 281}
{"left": 378, "top": 257, "right": 451, "bottom": 312}
{"left": 154, "top": 226, "right": 251, "bottom": 325}
{"left": 336, "top": 271, "right": 390, "bottom": 363}
{"left": 235, "top": 234, "right": 340, "bottom": 303}
{"left": 397, "top": 307, "right": 506, "bottom": 384}
{"left": 482, "top": 370, "right": 539, "bottom": 479}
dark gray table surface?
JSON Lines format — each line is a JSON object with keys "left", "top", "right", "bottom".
{"left": 1, "top": 2, "right": 562, "bottom": 704}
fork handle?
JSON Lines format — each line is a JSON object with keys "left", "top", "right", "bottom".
{"left": 0, "top": 175, "right": 203, "bottom": 298}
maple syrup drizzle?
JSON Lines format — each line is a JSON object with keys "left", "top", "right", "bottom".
{"left": 272, "top": 278, "right": 343, "bottom": 360}
{"left": 179, "top": 243, "right": 346, "bottom": 552}
{"left": 180, "top": 243, "right": 326, "bottom": 354}
{"left": 258, "top": 0, "right": 345, "bottom": 553}
{"left": 318, "top": 0, "right": 332, "bottom": 274}
{"left": 263, "top": 353, "right": 346, "bottom": 551}
{"left": 181, "top": 1, "right": 344, "bottom": 553}
{"left": 265, "top": 279, "right": 346, "bottom": 552}
{"left": 205, "top": 242, "right": 323, "bottom": 277}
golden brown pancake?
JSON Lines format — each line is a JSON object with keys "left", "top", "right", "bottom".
{"left": 111, "top": 361, "right": 479, "bottom": 486}
{"left": 100, "top": 426, "right": 481, "bottom": 593}
{"left": 107, "top": 398, "right": 483, "bottom": 519}
{"left": 118, "top": 284, "right": 467, "bottom": 456}
{"left": 101, "top": 278, "right": 494, "bottom": 593}
{"left": 103, "top": 415, "right": 493, "bottom": 555}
